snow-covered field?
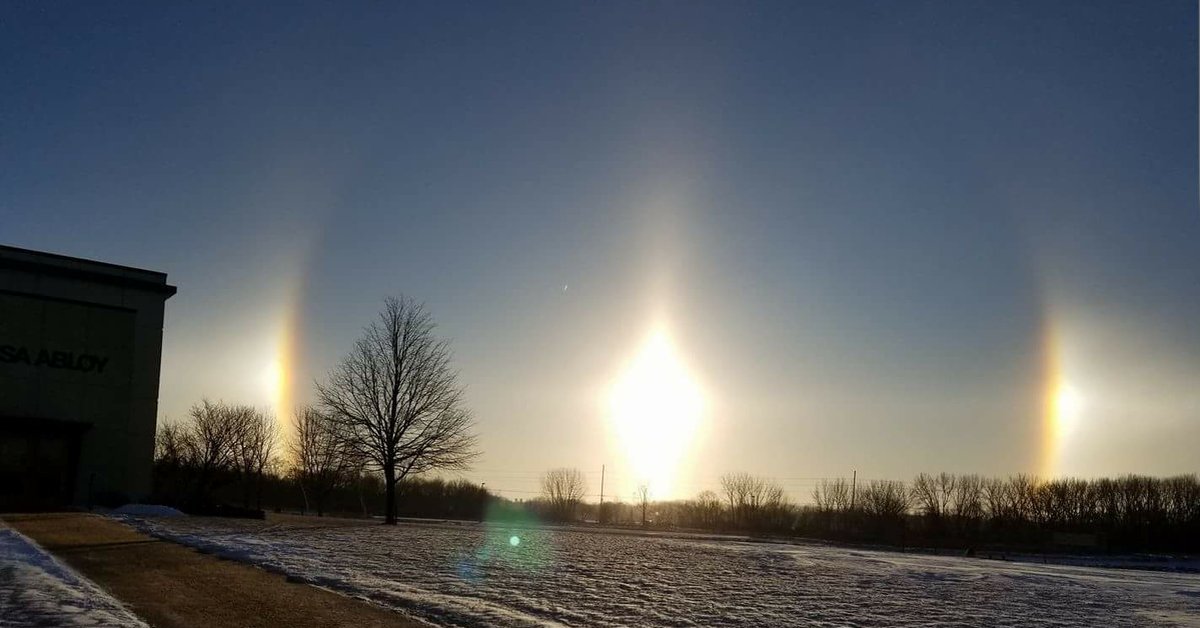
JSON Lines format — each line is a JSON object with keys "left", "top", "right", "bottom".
{"left": 122, "top": 515, "right": 1200, "bottom": 627}
{"left": 0, "top": 524, "right": 147, "bottom": 628}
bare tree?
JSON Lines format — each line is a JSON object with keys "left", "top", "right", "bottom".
{"left": 541, "top": 467, "right": 586, "bottom": 521}
{"left": 950, "top": 474, "right": 984, "bottom": 536}
{"left": 1165, "top": 475, "right": 1200, "bottom": 526}
{"left": 982, "top": 477, "right": 1011, "bottom": 522}
{"left": 911, "top": 472, "right": 956, "bottom": 520}
{"left": 1006, "top": 474, "right": 1038, "bottom": 522}
{"left": 721, "top": 473, "right": 789, "bottom": 529}
{"left": 635, "top": 483, "right": 650, "bottom": 526}
{"left": 860, "top": 480, "right": 911, "bottom": 519}
{"left": 231, "top": 406, "right": 277, "bottom": 509}
{"left": 721, "top": 472, "right": 764, "bottom": 526}
{"left": 694, "top": 490, "right": 722, "bottom": 527}
{"left": 760, "top": 482, "right": 791, "bottom": 529}
{"left": 812, "top": 478, "right": 851, "bottom": 512}
{"left": 184, "top": 399, "right": 244, "bottom": 504}
{"left": 290, "top": 405, "right": 354, "bottom": 517}
{"left": 155, "top": 421, "right": 194, "bottom": 468}
{"left": 317, "top": 297, "right": 479, "bottom": 524}
{"left": 153, "top": 420, "right": 198, "bottom": 502}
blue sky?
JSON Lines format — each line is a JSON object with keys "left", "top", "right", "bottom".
{"left": 3, "top": 2, "right": 1197, "bottom": 500}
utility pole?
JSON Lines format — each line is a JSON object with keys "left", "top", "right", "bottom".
{"left": 850, "top": 469, "right": 857, "bottom": 511}
{"left": 599, "top": 464, "right": 605, "bottom": 524}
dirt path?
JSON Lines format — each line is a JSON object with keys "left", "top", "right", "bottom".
{"left": 4, "top": 513, "right": 424, "bottom": 628}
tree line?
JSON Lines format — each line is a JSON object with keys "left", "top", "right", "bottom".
{"left": 804, "top": 472, "right": 1200, "bottom": 551}
{"left": 529, "top": 468, "right": 1200, "bottom": 553}
{"left": 152, "top": 398, "right": 489, "bottom": 520}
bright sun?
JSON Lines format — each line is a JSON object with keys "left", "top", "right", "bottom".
{"left": 609, "top": 330, "right": 704, "bottom": 500}
{"left": 264, "top": 359, "right": 284, "bottom": 405}
{"left": 1054, "top": 383, "right": 1083, "bottom": 438}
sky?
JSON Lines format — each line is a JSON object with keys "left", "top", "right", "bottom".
{"left": 2, "top": 1, "right": 1197, "bottom": 502}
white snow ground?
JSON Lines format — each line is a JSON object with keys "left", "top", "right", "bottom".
{"left": 121, "top": 516, "right": 1200, "bottom": 627}
{"left": 0, "top": 523, "right": 147, "bottom": 628}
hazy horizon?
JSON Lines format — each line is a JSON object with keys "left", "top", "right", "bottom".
{"left": 3, "top": 2, "right": 1197, "bottom": 502}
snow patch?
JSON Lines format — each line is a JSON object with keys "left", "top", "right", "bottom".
{"left": 0, "top": 523, "right": 148, "bottom": 627}
{"left": 123, "top": 516, "right": 1200, "bottom": 627}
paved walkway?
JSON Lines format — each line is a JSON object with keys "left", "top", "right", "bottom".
{"left": 3, "top": 513, "right": 423, "bottom": 628}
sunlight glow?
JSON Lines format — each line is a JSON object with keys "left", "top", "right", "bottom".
{"left": 1039, "top": 313, "right": 1090, "bottom": 478}
{"left": 608, "top": 330, "right": 704, "bottom": 500}
{"left": 265, "top": 359, "right": 285, "bottom": 412}
{"left": 1054, "top": 384, "right": 1083, "bottom": 441}
{"left": 270, "top": 300, "right": 300, "bottom": 429}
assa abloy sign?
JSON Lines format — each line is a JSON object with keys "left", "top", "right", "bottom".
{"left": 0, "top": 345, "right": 111, "bottom": 374}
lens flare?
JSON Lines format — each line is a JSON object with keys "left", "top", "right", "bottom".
{"left": 455, "top": 501, "right": 548, "bottom": 585}
{"left": 608, "top": 329, "right": 704, "bottom": 499}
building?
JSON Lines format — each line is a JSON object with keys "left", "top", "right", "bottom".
{"left": 0, "top": 245, "right": 175, "bottom": 510}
